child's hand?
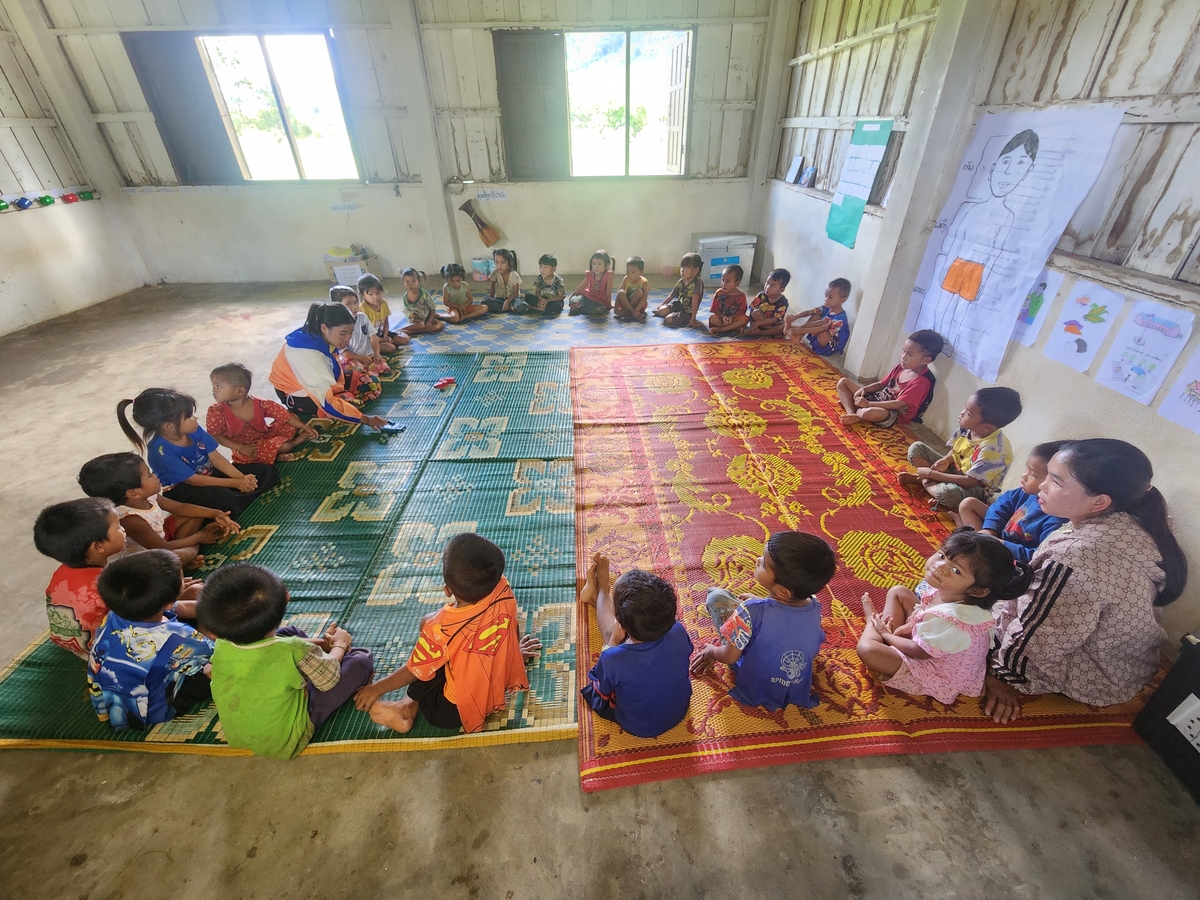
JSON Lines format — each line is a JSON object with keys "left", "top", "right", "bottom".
{"left": 178, "top": 580, "right": 204, "bottom": 603}
{"left": 853, "top": 388, "right": 865, "bottom": 402}
{"left": 325, "top": 624, "right": 353, "bottom": 652}
{"left": 689, "top": 645, "right": 718, "bottom": 676}
{"left": 172, "top": 599, "right": 199, "bottom": 619}
{"left": 871, "top": 612, "right": 893, "bottom": 636}
{"left": 930, "top": 457, "right": 951, "bottom": 473}
{"left": 300, "top": 423, "right": 320, "bottom": 441}
{"left": 237, "top": 474, "right": 258, "bottom": 492}
{"left": 214, "top": 512, "right": 240, "bottom": 535}
{"left": 354, "top": 680, "right": 388, "bottom": 711}
{"left": 893, "top": 621, "right": 913, "bottom": 638}
{"left": 916, "top": 466, "right": 934, "bottom": 479}
{"left": 519, "top": 633, "right": 542, "bottom": 660}
{"left": 362, "top": 415, "right": 388, "bottom": 429}
{"left": 237, "top": 443, "right": 257, "bottom": 458}
{"left": 854, "top": 396, "right": 869, "bottom": 408}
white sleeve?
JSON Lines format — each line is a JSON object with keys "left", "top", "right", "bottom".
{"left": 913, "top": 616, "right": 972, "bottom": 655}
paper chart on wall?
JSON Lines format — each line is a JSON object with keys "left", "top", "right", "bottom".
{"left": 826, "top": 119, "right": 893, "bottom": 249}
{"left": 1011, "top": 267, "right": 1066, "bottom": 346}
{"left": 1158, "top": 344, "right": 1200, "bottom": 434}
{"left": 905, "top": 107, "right": 1124, "bottom": 382}
{"left": 1094, "top": 298, "right": 1194, "bottom": 404}
{"left": 1042, "top": 279, "right": 1125, "bottom": 372}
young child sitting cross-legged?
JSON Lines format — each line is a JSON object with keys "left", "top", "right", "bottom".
{"left": 354, "top": 533, "right": 541, "bottom": 733}
{"left": 578, "top": 553, "right": 693, "bottom": 738}
{"left": 857, "top": 529, "right": 1033, "bottom": 705}
{"left": 399, "top": 267, "right": 445, "bottom": 335}
{"left": 900, "top": 386, "right": 1022, "bottom": 513}
{"left": 744, "top": 268, "right": 791, "bottom": 338}
{"left": 835, "top": 329, "right": 944, "bottom": 427}
{"left": 614, "top": 256, "right": 650, "bottom": 321}
{"left": 786, "top": 277, "right": 851, "bottom": 356}
{"left": 958, "top": 441, "right": 1068, "bottom": 560}
{"left": 198, "top": 563, "right": 375, "bottom": 759}
{"left": 515, "top": 254, "right": 566, "bottom": 316}
{"left": 691, "top": 532, "right": 836, "bottom": 711}
{"left": 78, "top": 452, "right": 240, "bottom": 569}
{"left": 707, "top": 264, "right": 750, "bottom": 335}
{"left": 33, "top": 498, "right": 128, "bottom": 659}
{"left": 656, "top": 252, "right": 705, "bottom": 327}
{"left": 88, "top": 549, "right": 215, "bottom": 730}
{"left": 437, "top": 263, "right": 489, "bottom": 323}
{"left": 357, "top": 273, "right": 411, "bottom": 353}
{"left": 332, "top": 286, "right": 390, "bottom": 378}
{"left": 208, "top": 363, "right": 318, "bottom": 465}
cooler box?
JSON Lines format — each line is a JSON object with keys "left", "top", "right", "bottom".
{"left": 693, "top": 232, "right": 757, "bottom": 286}
{"left": 1133, "top": 634, "right": 1200, "bottom": 803}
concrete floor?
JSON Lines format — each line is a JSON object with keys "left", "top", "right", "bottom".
{"left": 2, "top": 283, "right": 1198, "bottom": 899}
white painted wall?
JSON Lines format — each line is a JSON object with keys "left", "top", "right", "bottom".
{"left": 451, "top": 179, "right": 755, "bottom": 277}
{"left": 758, "top": 180, "right": 882, "bottom": 322}
{"left": 0, "top": 201, "right": 146, "bottom": 334}
{"left": 124, "top": 184, "right": 439, "bottom": 282}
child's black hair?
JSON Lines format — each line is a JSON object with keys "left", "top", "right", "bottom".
{"left": 98, "top": 549, "right": 183, "bottom": 622}
{"left": 626, "top": 256, "right": 645, "bottom": 272}
{"left": 401, "top": 267, "right": 420, "bottom": 280}
{"left": 1029, "top": 440, "right": 1067, "bottom": 464}
{"left": 329, "top": 284, "right": 358, "bottom": 305}
{"left": 210, "top": 362, "right": 252, "bottom": 390}
{"left": 538, "top": 254, "right": 557, "bottom": 268}
{"left": 612, "top": 569, "right": 678, "bottom": 642}
{"left": 303, "top": 301, "right": 355, "bottom": 337}
{"left": 680, "top": 252, "right": 703, "bottom": 271}
{"left": 829, "top": 277, "right": 852, "bottom": 298}
{"left": 442, "top": 262, "right": 466, "bottom": 280}
{"left": 999, "top": 128, "right": 1038, "bottom": 161}
{"left": 907, "top": 329, "right": 945, "bottom": 359}
{"left": 442, "top": 533, "right": 505, "bottom": 603}
{"left": 118, "top": 388, "right": 196, "bottom": 452}
{"left": 590, "top": 250, "right": 612, "bottom": 271}
{"left": 766, "top": 268, "right": 791, "bottom": 288}
{"left": 357, "top": 272, "right": 384, "bottom": 294}
{"left": 765, "top": 532, "right": 837, "bottom": 599}
{"left": 940, "top": 527, "right": 1034, "bottom": 609}
{"left": 78, "top": 452, "right": 145, "bottom": 505}
{"left": 723, "top": 264, "right": 744, "bottom": 283}
{"left": 197, "top": 563, "right": 289, "bottom": 644}
{"left": 33, "top": 498, "right": 116, "bottom": 568}
{"left": 973, "top": 386, "right": 1022, "bottom": 428}
{"left": 493, "top": 248, "right": 518, "bottom": 272}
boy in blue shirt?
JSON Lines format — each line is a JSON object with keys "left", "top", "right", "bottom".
{"left": 958, "top": 441, "right": 1068, "bottom": 562}
{"left": 691, "top": 532, "right": 836, "bottom": 711}
{"left": 579, "top": 554, "right": 693, "bottom": 738}
{"left": 786, "top": 278, "right": 851, "bottom": 356}
{"left": 88, "top": 549, "right": 214, "bottom": 730}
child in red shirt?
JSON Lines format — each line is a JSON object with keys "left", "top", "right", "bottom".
{"left": 836, "top": 330, "right": 944, "bottom": 427}
{"left": 708, "top": 264, "right": 749, "bottom": 335}
{"left": 208, "top": 363, "right": 316, "bottom": 465}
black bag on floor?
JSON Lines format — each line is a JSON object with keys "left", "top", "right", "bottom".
{"left": 1133, "top": 634, "right": 1200, "bottom": 803}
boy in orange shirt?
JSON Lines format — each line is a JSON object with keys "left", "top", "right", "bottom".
{"left": 355, "top": 533, "right": 541, "bottom": 732}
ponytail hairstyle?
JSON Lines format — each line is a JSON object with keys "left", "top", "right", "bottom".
{"left": 940, "top": 527, "right": 1035, "bottom": 609}
{"left": 117, "top": 389, "right": 196, "bottom": 452}
{"left": 303, "top": 301, "right": 355, "bottom": 338}
{"left": 493, "top": 248, "right": 517, "bottom": 272}
{"left": 401, "top": 266, "right": 420, "bottom": 281}
{"left": 590, "top": 249, "right": 612, "bottom": 272}
{"left": 1056, "top": 439, "right": 1187, "bottom": 605}
{"left": 441, "top": 262, "right": 466, "bottom": 280}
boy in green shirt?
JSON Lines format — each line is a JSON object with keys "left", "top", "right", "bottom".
{"left": 198, "top": 564, "right": 374, "bottom": 759}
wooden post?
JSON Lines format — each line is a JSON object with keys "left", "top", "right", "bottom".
{"left": 842, "top": 0, "right": 1018, "bottom": 380}
{"left": 3, "top": 0, "right": 155, "bottom": 283}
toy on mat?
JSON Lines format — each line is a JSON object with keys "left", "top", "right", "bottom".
{"left": 381, "top": 421, "right": 407, "bottom": 433}
{"left": 434, "top": 377, "right": 456, "bottom": 390}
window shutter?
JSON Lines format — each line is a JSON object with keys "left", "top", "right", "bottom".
{"left": 494, "top": 31, "right": 570, "bottom": 180}
{"left": 665, "top": 35, "right": 689, "bottom": 175}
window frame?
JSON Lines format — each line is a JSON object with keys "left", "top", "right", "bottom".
{"left": 195, "top": 29, "right": 365, "bottom": 184}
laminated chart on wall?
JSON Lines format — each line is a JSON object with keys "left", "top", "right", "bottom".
{"left": 1042, "top": 279, "right": 1125, "bottom": 373}
{"left": 825, "top": 119, "right": 893, "bottom": 249}
{"left": 1011, "top": 267, "right": 1066, "bottom": 347}
{"left": 1158, "top": 344, "right": 1200, "bottom": 434}
{"left": 906, "top": 108, "right": 1124, "bottom": 382}
{"left": 1095, "top": 298, "right": 1194, "bottom": 404}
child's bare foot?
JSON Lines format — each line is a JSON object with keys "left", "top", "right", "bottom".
{"left": 861, "top": 591, "right": 877, "bottom": 620}
{"left": 841, "top": 413, "right": 862, "bottom": 425}
{"left": 579, "top": 553, "right": 610, "bottom": 606}
{"left": 897, "top": 471, "right": 923, "bottom": 487}
{"left": 276, "top": 452, "right": 296, "bottom": 462}
{"left": 369, "top": 697, "right": 418, "bottom": 733}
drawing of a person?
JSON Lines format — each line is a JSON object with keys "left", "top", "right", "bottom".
{"left": 924, "top": 129, "right": 1040, "bottom": 347}
{"left": 1018, "top": 281, "right": 1047, "bottom": 326}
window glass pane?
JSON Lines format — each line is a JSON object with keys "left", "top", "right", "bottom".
{"left": 629, "top": 31, "right": 690, "bottom": 176}
{"left": 264, "top": 35, "right": 358, "bottom": 180}
{"left": 200, "top": 36, "right": 298, "bottom": 180}
{"left": 565, "top": 32, "right": 627, "bottom": 176}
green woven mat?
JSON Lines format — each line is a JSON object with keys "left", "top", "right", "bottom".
{"left": 0, "top": 351, "right": 577, "bottom": 752}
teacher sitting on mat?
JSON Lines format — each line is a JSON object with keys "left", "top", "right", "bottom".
{"left": 983, "top": 438, "right": 1187, "bottom": 723}
{"left": 269, "top": 302, "right": 388, "bottom": 429}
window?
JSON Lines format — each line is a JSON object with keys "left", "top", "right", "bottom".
{"left": 198, "top": 34, "right": 358, "bottom": 181}
{"left": 494, "top": 29, "right": 691, "bottom": 180}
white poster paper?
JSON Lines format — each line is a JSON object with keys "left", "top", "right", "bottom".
{"left": 1095, "top": 298, "right": 1194, "bottom": 404}
{"left": 1012, "top": 268, "right": 1066, "bottom": 346}
{"left": 906, "top": 107, "right": 1124, "bottom": 382}
{"left": 1042, "top": 279, "right": 1125, "bottom": 372}
{"left": 1157, "top": 344, "right": 1200, "bottom": 435}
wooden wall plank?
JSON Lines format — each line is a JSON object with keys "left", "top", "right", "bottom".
{"left": 1124, "top": 127, "right": 1200, "bottom": 278}
{"left": 1059, "top": 122, "right": 1143, "bottom": 253}
{"left": 1096, "top": 0, "right": 1200, "bottom": 98}
{"left": 0, "top": 129, "right": 39, "bottom": 189}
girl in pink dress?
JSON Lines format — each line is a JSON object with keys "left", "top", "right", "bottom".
{"left": 568, "top": 250, "right": 613, "bottom": 317}
{"left": 856, "top": 528, "right": 1033, "bottom": 704}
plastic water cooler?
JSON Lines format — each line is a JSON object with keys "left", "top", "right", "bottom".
{"left": 693, "top": 233, "right": 758, "bottom": 286}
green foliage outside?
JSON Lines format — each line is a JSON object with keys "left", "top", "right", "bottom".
{"left": 570, "top": 103, "right": 649, "bottom": 137}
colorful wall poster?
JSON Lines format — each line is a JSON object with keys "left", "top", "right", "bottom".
{"left": 905, "top": 107, "right": 1124, "bottom": 382}
{"left": 1011, "top": 267, "right": 1066, "bottom": 346}
{"left": 826, "top": 119, "right": 893, "bottom": 249}
{"left": 1042, "top": 279, "right": 1125, "bottom": 373}
{"left": 1157, "top": 343, "right": 1200, "bottom": 435}
{"left": 1095, "top": 298, "right": 1194, "bottom": 404}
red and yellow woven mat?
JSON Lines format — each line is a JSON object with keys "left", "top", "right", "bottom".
{"left": 572, "top": 342, "right": 1145, "bottom": 792}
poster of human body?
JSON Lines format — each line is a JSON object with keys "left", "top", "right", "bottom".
{"left": 1096, "top": 298, "right": 1195, "bottom": 404}
{"left": 1012, "top": 267, "right": 1066, "bottom": 346}
{"left": 906, "top": 108, "right": 1124, "bottom": 382}
{"left": 1043, "top": 279, "right": 1125, "bottom": 373}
